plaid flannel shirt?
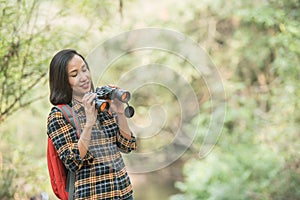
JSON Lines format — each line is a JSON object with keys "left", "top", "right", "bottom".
{"left": 47, "top": 99, "right": 136, "bottom": 199}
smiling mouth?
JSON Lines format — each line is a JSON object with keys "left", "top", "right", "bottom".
{"left": 81, "top": 82, "right": 90, "bottom": 89}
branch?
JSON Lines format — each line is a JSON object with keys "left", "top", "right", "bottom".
{"left": 0, "top": 71, "right": 47, "bottom": 122}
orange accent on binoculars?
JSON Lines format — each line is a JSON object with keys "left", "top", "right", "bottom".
{"left": 100, "top": 102, "right": 109, "bottom": 112}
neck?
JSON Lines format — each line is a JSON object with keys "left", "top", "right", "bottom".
{"left": 73, "top": 96, "right": 83, "bottom": 104}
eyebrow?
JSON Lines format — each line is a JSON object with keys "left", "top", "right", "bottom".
{"left": 68, "top": 68, "right": 78, "bottom": 74}
{"left": 68, "top": 63, "right": 87, "bottom": 74}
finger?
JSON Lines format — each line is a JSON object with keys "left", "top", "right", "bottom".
{"left": 112, "top": 98, "right": 123, "bottom": 106}
{"left": 87, "top": 93, "right": 96, "bottom": 105}
{"left": 82, "top": 92, "right": 92, "bottom": 101}
{"left": 83, "top": 93, "right": 96, "bottom": 105}
{"left": 107, "top": 84, "right": 119, "bottom": 89}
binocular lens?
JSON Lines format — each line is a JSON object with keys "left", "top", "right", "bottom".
{"left": 95, "top": 100, "right": 110, "bottom": 112}
{"left": 100, "top": 102, "right": 109, "bottom": 112}
{"left": 121, "top": 92, "right": 129, "bottom": 102}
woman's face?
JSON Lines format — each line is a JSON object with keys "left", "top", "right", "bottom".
{"left": 67, "top": 54, "right": 92, "bottom": 100}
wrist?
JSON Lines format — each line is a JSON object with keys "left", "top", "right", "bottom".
{"left": 119, "top": 129, "right": 132, "bottom": 140}
{"left": 80, "top": 136, "right": 91, "bottom": 141}
{"left": 84, "top": 122, "right": 94, "bottom": 129}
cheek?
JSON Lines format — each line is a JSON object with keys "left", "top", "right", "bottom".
{"left": 85, "top": 71, "right": 91, "bottom": 79}
{"left": 68, "top": 77, "right": 76, "bottom": 88}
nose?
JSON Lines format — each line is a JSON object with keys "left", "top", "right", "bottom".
{"left": 78, "top": 71, "right": 88, "bottom": 82}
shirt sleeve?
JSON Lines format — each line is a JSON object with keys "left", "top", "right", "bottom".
{"left": 112, "top": 112, "right": 137, "bottom": 153}
{"left": 47, "top": 107, "right": 94, "bottom": 172}
{"left": 116, "top": 131, "right": 137, "bottom": 153}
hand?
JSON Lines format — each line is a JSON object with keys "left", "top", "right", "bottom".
{"left": 110, "top": 99, "right": 125, "bottom": 114}
{"left": 107, "top": 84, "right": 124, "bottom": 114}
{"left": 82, "top": 93, "right": 97, "bottom": 127}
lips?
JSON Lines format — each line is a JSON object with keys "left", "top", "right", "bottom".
{"left": 81, "top": 82, "right": 90, "bottom": 89}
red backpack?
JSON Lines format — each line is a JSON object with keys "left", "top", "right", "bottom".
{"left": 47, "top": 104, "right": 80, "bottom": 200}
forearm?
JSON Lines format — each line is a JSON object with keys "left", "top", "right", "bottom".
{"left": 115, "top": 113, "right": 137, "bottom": 153}
{"left": 78, "top": 93, "right": 98, "bottom": 158}
{"left": 78, "top": 124, "right": 93, "bottom": 158}
{"left": 116, "top": 113, "right": 132, "bottom": 140}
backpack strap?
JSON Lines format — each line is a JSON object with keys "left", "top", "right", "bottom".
{"left": 55, "top": 104, "right": 80, "bottom": 200}
{"left": 56, "top": 104, "right": 81, "bottom": 138}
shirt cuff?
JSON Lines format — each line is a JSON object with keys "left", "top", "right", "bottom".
{"left": 118, "top": 132, "right": 137, "bottom": 151}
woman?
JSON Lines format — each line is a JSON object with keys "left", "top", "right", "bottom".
{"left": 47, "top": 49, "right": 136, "bottom": 199}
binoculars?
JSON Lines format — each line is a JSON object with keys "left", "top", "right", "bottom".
{"left": 94, "top": 85, "right": 134, "bottom": 118}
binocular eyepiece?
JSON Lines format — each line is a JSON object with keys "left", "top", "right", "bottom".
{"left": 94, "top": 85, "right": 134, "bottom": 118}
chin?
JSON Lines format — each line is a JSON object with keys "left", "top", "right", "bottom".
{"left": 84, "top": 89, "right": 91, "bottom": 94}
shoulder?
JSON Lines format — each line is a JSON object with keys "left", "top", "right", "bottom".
{"left": 48, "top": 104, "right": 73, "bottom": 119}
{"left": 47, "top": 106, "right": 64, "bottom": 123}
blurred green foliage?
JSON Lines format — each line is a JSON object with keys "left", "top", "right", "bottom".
{"left": 170, "top": 0, "right": 300, "bottom": 199}
{"left": 0, "top": 0, "right": 122, "bottom": 198}
{"left": 0, "top": 0, "right": 299, "bottom": 199}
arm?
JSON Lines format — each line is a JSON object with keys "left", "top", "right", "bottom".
{"left": 106, "top": 84, "right": 137, "bottom": 151}
{"left": 114, "top": 112, "right": 137, "bottom": 153}
{"left": 117, "top": 112, "right": 133, "bottom": 140}
{"left": 47, "top": 108, "right": 94, "bottom": 172}
{"left": 78, "top": 123, "right": 93, "bottom": 158}
{"left": 77, "top": 93, "right": 97, "bottom": 158}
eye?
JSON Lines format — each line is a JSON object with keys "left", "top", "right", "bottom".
{"left": 82, "top": 66, "right": 88, "bottom": 72}
{"left": 70, "top": 72, "right": 77, "bottom": 77}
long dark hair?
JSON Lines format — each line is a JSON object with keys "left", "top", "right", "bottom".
{"left": 49, "top": 49, "right": 94, "bottom": 105}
